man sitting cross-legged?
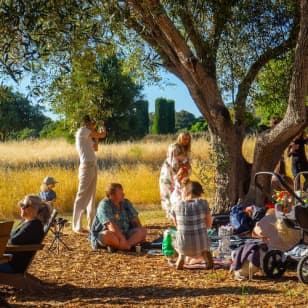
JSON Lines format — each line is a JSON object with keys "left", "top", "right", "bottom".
{"left": 90, "top": 183, "right": 147, "bottom": 251}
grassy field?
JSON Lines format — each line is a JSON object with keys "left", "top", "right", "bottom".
{"left": 0, "top": 136, "right": 297, "bottom": 220}
{"left": 0, "top": 137, "right": 213, "bottom": 220}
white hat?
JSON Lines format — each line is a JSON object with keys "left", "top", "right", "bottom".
{"left": 43, "top": 176, "right": 58, "bottom": 185}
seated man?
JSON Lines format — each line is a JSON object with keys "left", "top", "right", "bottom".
{"left": 90, "top": 183, "right": 147, "bottom": 251}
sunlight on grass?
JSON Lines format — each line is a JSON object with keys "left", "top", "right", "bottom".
{"left": 135, "top": 204, "right": 169, "bottom": 225}
{"left": 0, "top": 136, "right": 296, "bottom": 220}
{"left": 0, "top": 138, "right": 212, "bottom": 219}
{"left": 0, "top": 164, "right": 161, "bottom": 219}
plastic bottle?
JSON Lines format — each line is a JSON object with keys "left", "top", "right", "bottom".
{"left": 218, "top": 236, "right": 231, "bottom": 260}
{"left": 162, "top": 229, "right": 174, "bottom": 257}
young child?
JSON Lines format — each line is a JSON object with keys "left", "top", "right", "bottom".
{"left": 171, "top": 180, "right": 213, "bottom": 270}
{"left": 170, "top": 165, "right": 190, "bottom": 210}
{"left": 39, "top": 176, "right": 58, "bottom": 207}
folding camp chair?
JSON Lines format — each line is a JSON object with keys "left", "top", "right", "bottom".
{"left": 0, "top": 221, "right": 14, "bottom": 264}
{"left": 0, "top": 208, "right": 58, "bottom": 292}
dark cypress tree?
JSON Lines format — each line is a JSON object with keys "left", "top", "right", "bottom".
{"left": 153, "top": 97, "right": 166, "bottom": 134}
{"left": 153, "top": 97, "right": 176, "bottom": 134}
{"left": 167, "top": 99, "right": 175, "bottom": 134}
{"left": 135, "top": 100, "right": 149, "bottom": 137}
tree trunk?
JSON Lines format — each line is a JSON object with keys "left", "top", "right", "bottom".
{"left": 245, "top": 0, "right": 308, "bottom": 206}
{"left": 210, "top": 131, "right": 251, "bottom": 213}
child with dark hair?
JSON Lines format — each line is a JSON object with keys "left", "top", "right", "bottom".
{"left": 171, "top": 181, "right": 213, "bottom": 270}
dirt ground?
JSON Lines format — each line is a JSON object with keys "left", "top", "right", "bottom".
{"left": 1, "top": 223, "right": 308, "bottom": 308}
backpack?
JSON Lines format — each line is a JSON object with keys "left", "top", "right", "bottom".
{"left": 230, "top": 204, "right": 253, "bottom": 234}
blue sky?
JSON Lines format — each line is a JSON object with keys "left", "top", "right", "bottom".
{"left": 3, "top": 71, "right": 202, "bottom": 118}
{"left": 142, "top": 73, "right": 202, "bottom": 117}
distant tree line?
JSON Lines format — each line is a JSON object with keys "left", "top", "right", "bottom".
{"left": 1, "top": 52, "right": 301, "bottom": 142}
{"left": 0, "top": 85, "right": 207, "bottom": 142}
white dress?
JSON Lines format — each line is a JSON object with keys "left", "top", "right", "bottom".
{"left": 159, "top": 143, "right": 191, "bottom": 218}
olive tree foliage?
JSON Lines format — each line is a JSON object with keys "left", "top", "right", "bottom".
{"left": 48, "top": 52, "right": 145, "bottom": 141}
{"left": 253, "top": 52, "right": 308, "bottom": 127}
{"left": 0, "top": 0, "right": 307, "bottom": 212}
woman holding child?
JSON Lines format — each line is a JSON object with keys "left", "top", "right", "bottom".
{"left": 159, "top": 132, "right": 192, "bottom": 219}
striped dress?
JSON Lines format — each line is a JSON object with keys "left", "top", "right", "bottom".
{"left": 172, "top": 198, "right": 210, "bottom": 256}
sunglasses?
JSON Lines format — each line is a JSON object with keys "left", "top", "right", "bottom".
{"left": 19, "top": 203, "right": 31, "bottom": 210}
{"left": 18, "top": 197, "right": 33, "bottom": 210}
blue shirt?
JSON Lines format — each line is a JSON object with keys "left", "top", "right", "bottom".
{"left": 39, "top": 190, "right": 56, "bottom": 202}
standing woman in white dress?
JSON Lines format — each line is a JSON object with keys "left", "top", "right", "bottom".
{"left": 159, "top": 132, "right": 192, "bottom": 219}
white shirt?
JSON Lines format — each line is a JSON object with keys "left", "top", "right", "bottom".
{"left": 76, "top": 127, "right": 96, "bottom": 165}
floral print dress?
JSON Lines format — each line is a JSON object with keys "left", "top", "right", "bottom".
{"left": 159, "top": 143, "right": 191, "bottom": 218}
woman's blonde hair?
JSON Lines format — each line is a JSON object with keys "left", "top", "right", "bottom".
{"left": 40, "top": 183, "right": 49, "bottom": 192}
{"left": 176, "top": 132, "right": 191, "bottom": 153}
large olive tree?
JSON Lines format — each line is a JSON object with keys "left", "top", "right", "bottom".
{"left": 0, "top": 0, "right": 307, "bottom": 212}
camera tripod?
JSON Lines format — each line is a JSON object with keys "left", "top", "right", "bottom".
{"left": 48, "top": 218, "right": 72, "bottom": 255}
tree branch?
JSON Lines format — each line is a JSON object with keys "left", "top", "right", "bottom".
{"left": 234, "top": 20, "right": 299, "bottom": 133}
{"left": 235, "top": 11, "right": 300, "bottom": 111}
{"left": 176, "top": 3, "right": 213, "bottom": 72}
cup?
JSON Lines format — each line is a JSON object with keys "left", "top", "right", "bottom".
{"left": 136, "top": 244, "right": 141, "bottom": 254}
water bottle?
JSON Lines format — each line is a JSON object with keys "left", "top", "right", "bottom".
{"left": 162, "top": 229, "right": 174, "bottom": 257}
{"left": 218, "top": 236, "right": 231, "bottom": 260}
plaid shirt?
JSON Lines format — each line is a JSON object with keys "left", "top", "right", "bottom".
{"left": 172, "top": 198, "right": 210, "bottom": 256}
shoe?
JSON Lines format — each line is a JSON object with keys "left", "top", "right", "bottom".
{"left": 175, "top": 255, "right": 185, "bottom": 270}
{"left": 107, "top": 246, "right": 117, "bottom": 253}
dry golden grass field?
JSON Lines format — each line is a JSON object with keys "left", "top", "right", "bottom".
{"left": 0, "top": 136, "right": 294, "bottom": 220}
{"left": 0, "top": 137, "right": 213, "bottom": 219}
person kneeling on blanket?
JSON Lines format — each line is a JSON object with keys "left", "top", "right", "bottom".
{"left": 171, "top": 180, "right": 213, "bottom": 270}
{"left": 90, "top": 183, "right": 147, "bottom": 252}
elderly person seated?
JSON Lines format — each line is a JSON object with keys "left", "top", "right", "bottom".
{"left": 90, "top": 183, "right": 147, "bottom": 251}
{"left": 0, "top": 195, "right": 50, "bottom": 273}
{"left": 252, "top": 208, "right": 300, "bottom": 251}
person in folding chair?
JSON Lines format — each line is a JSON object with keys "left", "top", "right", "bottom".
{"left": 0, "top": 195, "right": 50, "bottom": 273}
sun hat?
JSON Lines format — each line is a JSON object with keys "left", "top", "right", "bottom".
{"left": 43, "top": 176, "right": 58, "bottom": 185}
